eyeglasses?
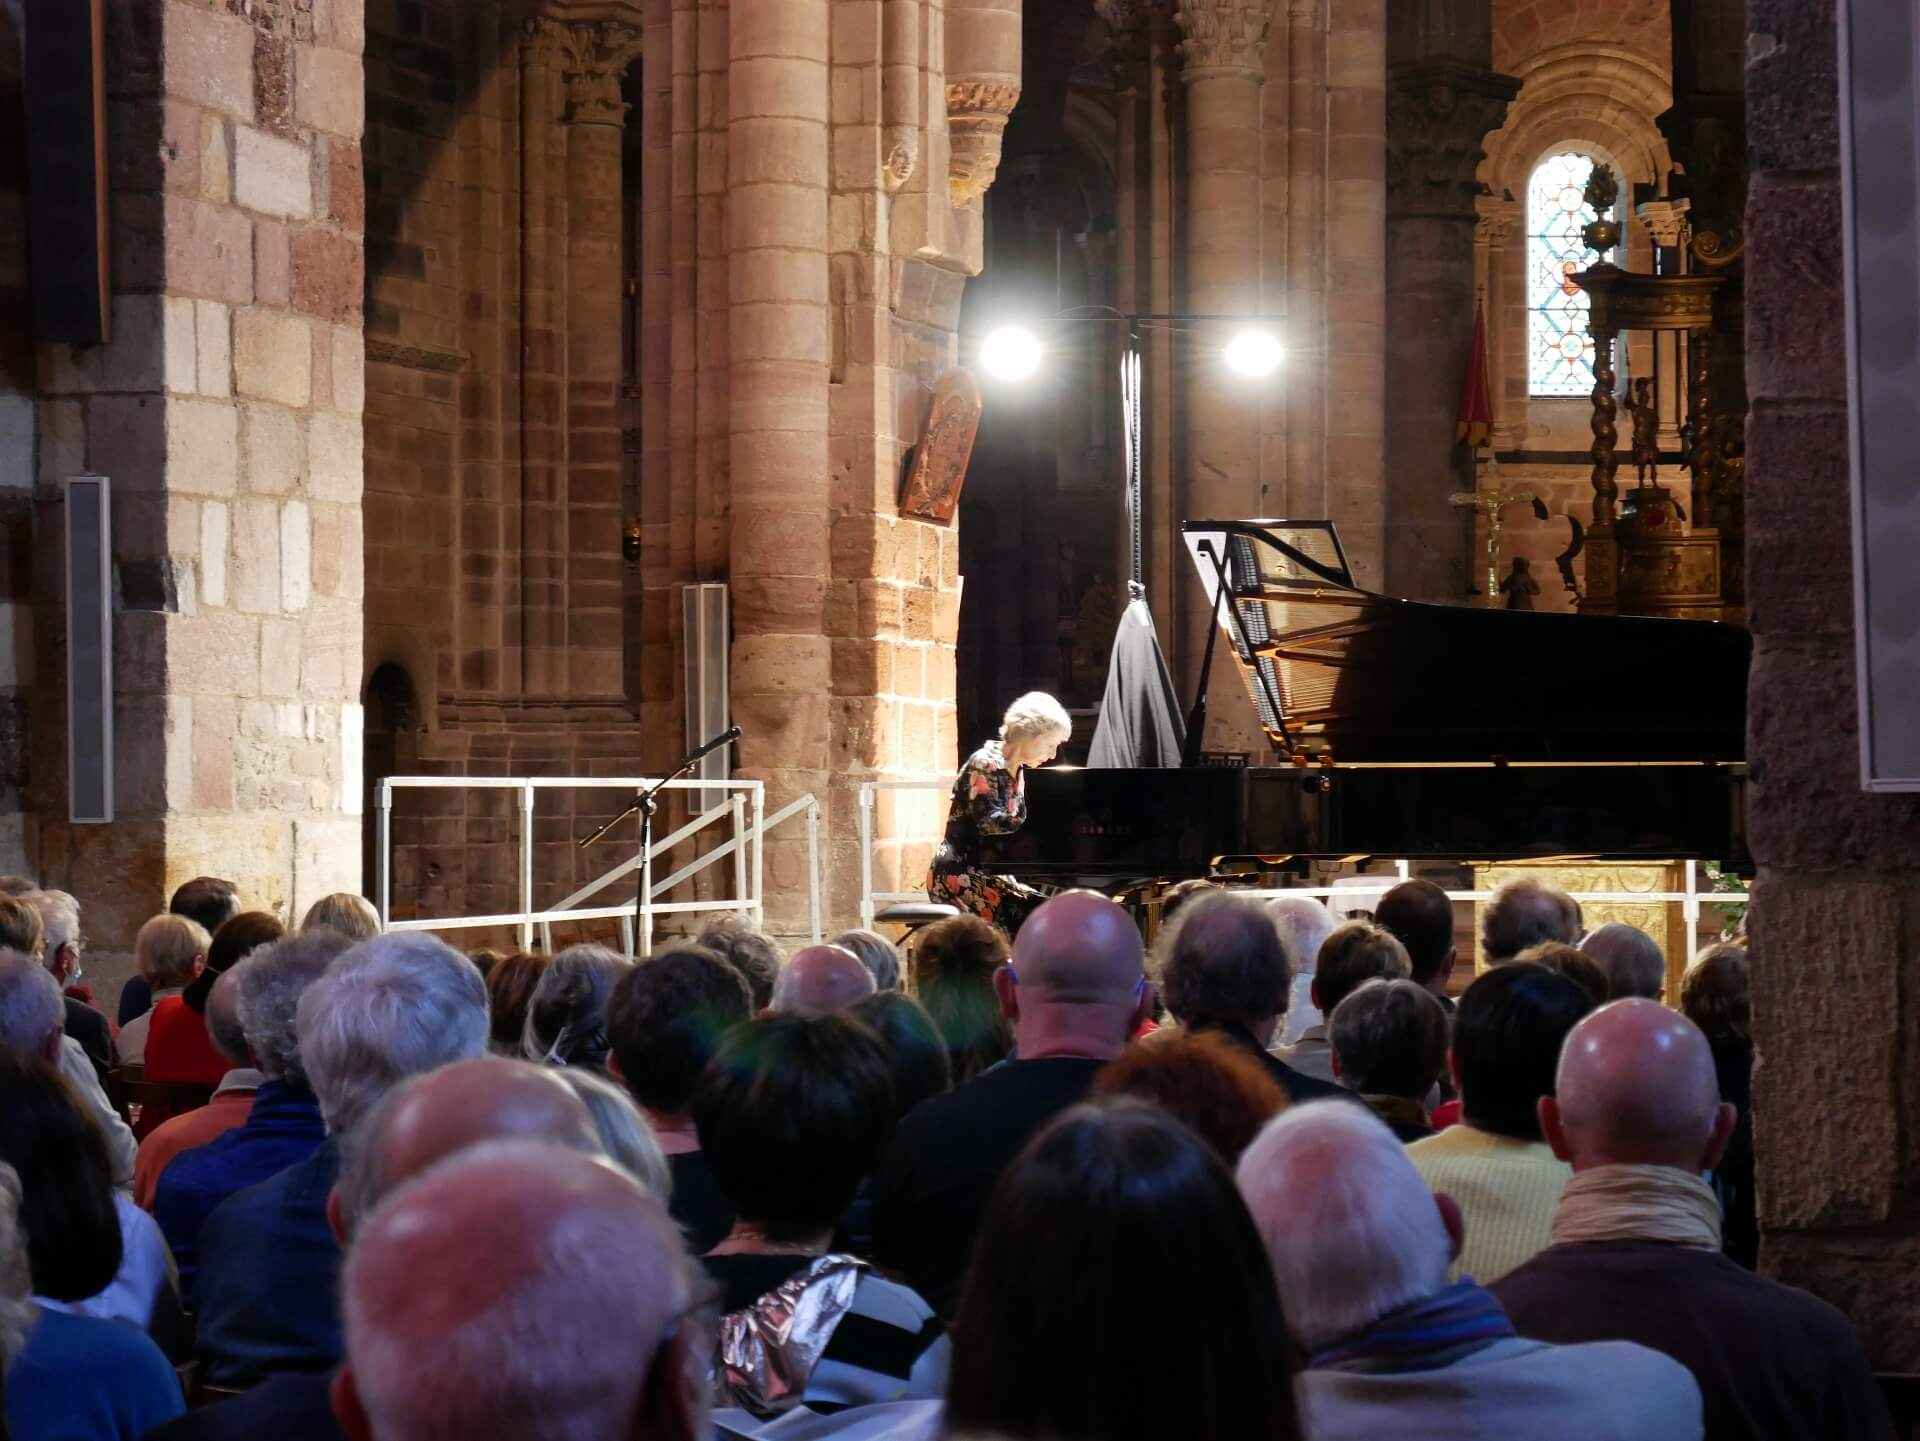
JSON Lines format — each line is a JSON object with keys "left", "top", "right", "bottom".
{"left": 1005, "top": 964, "right": 1149, "bottom": 1001}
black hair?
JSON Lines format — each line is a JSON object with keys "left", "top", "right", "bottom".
{"left": 692, "top": 1013, "right": 895, "bottom": 1243}
{"left": 947, "top": 1099, "right": 1303, "bottom": 1441}
{"left": 1374, "top": 879, "right": 1457, "bottom": 988}
{"left": 606, "top": 945, "right": 752, "bottom": 1112}
{"left": 0, "top": 1049, "right": 123, "bottom": 1301}
{"left": 1452, "top": 962, "right": 1595, "bottom": 1140}
{"left": 847, "top": 990, "right": 952, "bottom": 1118}
{"left": 169, "top": 876, "right": 241, "bottom": 936}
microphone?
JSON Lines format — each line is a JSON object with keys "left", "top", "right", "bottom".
{"left": 688, "top": 725, "right": 743, "bottom": 763}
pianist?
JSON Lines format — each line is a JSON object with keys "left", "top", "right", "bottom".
{"left": 928, "top": 692, "right": 1073, "bottom": 934}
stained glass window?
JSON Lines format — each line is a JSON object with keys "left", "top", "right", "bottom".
{"left": 1527, "top": 151, "right": 1613, "bottom": 397}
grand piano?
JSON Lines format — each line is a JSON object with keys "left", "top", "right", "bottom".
{"left": 980, "top": 520, "right": 1751, "bottom": 889}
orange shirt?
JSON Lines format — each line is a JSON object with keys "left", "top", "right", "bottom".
{"left": 133, "top": 1083, "right": 259, "bottom": 1210}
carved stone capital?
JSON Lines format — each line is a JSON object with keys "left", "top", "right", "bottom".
{"left": 1174, "top": 0, "right": 1274, "bottom": 82}
{"left": 1635, "top": 197, "right": 1692, "bottom": 249}
{"left": 947, "top": 79, "right": 1022, "bottom": 206}
{"left": 523, "top": 17, "right": 642, "bottom": 126}
{"left": 1386, "top": 60, "right": 1521, "bottom": 220}
{"left": 1475, "top": 194, "right": 1521, "bottom": 246}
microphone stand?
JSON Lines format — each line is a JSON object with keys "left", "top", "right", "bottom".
{"left": 579, "top": 728, "right": 738, "bottom": 955}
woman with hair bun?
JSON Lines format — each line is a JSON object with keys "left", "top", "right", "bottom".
{"left": 927, "top": 691, "right": 1072, "bottom": 934}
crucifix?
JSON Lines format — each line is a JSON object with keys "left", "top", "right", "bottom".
{"left": 1450, "top": 485, "right": 1551, "bottom": 606}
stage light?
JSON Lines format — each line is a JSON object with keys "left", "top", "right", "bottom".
{"left": 1223, "top": 328, "right": 1284, "bottom": 378}
{"left": 980, "top": 325, "right": 1044, "bottom": 382}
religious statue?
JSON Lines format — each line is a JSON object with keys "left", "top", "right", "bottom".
{"left": 1625, "top": 377, "right": 1660, "bottom": 484}
{"left": 899, "top": 369, "right": 984, "bottom": 525}
{"left": 1499, "top": 556, "right": 1541, "bottom": 611}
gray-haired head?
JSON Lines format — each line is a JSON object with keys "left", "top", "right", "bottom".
{"left": 0, "top": 950, "right": 63, "bottom": 1060}
{"left": 1265, "top": 894, "right": 1334, "bottom": 976}
{"left": 1156, "top": 892, "right": 1293, "bottom": 1035}
{"left": 829, "top": 928, "right": 903, "bottom": 993}
{"left": 234, "top": 928, "right": 356, "bottom": 1087}
{"left": 557, "top": 1068, "right": 672, "bottom": 1203}
{"left": 206, "top": 968, "right": 251, "bottom": 1066}
{"left": 301, "top": 892, "right": 382, "bottom": 942}
{"left": 522, "top": 944, "right": 632, "bottom": 1069}
{"left": 24, "top": 891, "right": 81, "bottom": 972}
{"left": 1580, "top": 922, "right": 1666, "bottom": 1001}
{"left": 297, "top": 933, "right": 490, "bottom": 1133}
{"left": 999, "top": 691, "right": 1073, "bottom": 745}
{"left": 1238, "top": 1100, "right": 1454, "bottom": 1349}
{"left": 1482, "top": 876, "right": 1581, "bottom": 966}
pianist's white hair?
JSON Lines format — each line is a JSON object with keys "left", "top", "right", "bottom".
{"left": 1237, "top": 1100, "right": 1452, "bottom": 1349}
{"left": 1000, "top": 692, "right": 1073, "bottom": 744}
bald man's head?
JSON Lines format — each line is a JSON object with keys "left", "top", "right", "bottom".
{"left": 332, "top": 1057, "right": 603, "bottom": 1240}
{"left": 1012, "top": 891, "right": 1144, "bottom": 1002}
{"left": 1543, "top": 999, "right": 1735, "bottom": 1172}
{"left": 205, "top": 968, "right": 250, "bottom": 1065}
{"left": 770, "top": 945, "right": 876, "bottom": 1015}
{"left": 335, "top": 1142, "right": 704, "bottom": 1441}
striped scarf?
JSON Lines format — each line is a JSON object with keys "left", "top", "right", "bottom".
{"left": 1310, "top": 1279, "right": 1517, "bottom": 1374}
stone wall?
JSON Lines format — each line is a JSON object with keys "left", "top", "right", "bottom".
{"left": 1744, "top": 0, "right": 1920, "bottom": 1368}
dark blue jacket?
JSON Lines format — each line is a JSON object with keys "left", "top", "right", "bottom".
{"left": 195, "top": 1138, "right": 344, "bottom": 1387}
{"left": 141, "top": 1371, "right": 343, "bottom": 1441}
{"left": 153, "top": 1081, "right": 327, "bottom": 1307}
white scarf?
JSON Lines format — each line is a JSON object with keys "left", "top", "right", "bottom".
{"left": 1551, "top": 1163, "right": 1723, "bottom": 1251}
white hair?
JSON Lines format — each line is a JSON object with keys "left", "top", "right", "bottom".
{"left": 999, "top": 691, "right": 1073, "bottom": 744}
{"left": 0, "top": 950, "right": 63, "bottom": 1055}
{"left": 558, "top": 1069, "right": 673, "bottom": 1203}
{"left": 1237, "top": 1100, "right": 1452, "bottom": 1349}
{"left": 25, "top": 891, "right": 80, "bottom": 959}
{"left": 297, "top": 934, "right": 490, "bottom": 1133}
{"left": 342, "top": 1140, "right": 702, "bottom": 1441}
{"left": 235, "top": 929, "right": 355, "bottom": 1085}
{"left": 1266, "top": 894, "right": 1335, "bottom": 975}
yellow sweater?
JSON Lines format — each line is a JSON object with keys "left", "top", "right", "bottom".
{"left": 1406, "top": 1124, "right": 1572, "bottom": 1285}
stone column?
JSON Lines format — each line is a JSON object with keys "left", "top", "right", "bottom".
{"left": 1637, "top": 199, "right": 1692, "bottom": 454}
{"left": 1175, "top": 0, "right": 1272, "bottom": 701}
{"left": 1383, "top": 52, "right": 1517, "bottom": 601}
{"left": 727, "top": 0, "right": 832, "bottom": 914}
{"left": 31, "top": 0, "right": 366, "bottom": 949}
{"left": 1475, "top": 196, "right": 1521, "bottom": 452}
{"left": 1282, "top": 0, "right": 1326, "bottom": 521}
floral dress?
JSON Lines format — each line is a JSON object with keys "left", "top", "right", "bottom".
{"left": 928, "top": 740, "right": 1046, "bottom": 933}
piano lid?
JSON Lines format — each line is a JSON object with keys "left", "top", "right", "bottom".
{"left": 1183, "top": 520, "right": 1751, "bottom": 765}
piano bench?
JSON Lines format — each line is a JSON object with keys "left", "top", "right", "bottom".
{"left": 874, "top": 902, "right": 961, "bottom": 938}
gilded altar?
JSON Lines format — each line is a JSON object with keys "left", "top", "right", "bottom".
{"left": 1473, "top": 859, "right": 1690, "bottom": 1002}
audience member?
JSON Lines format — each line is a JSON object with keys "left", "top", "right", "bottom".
{"left": 20, "top": 890, "right": 112, "bottom": 1082}
{"left": 464, "top": 947, "right": 503, "bottom": 980}
{"left": 0, "top": 892, "right": 42, "bottom": 957}
{"left": 301, "top": 892, "right": 381, "bottom": 941}
{"left": 848, "top": 990, "right": 952, "bottom": 1118}
{"left": 697, "top": 1014, "right": 948, "bottom": 1417}
{"left": 0, "top": 949, "right": 136, "bottom": 1190}
{"left": 947, "top": 1098, "right": 1303, "bottom": 1441}
{"left": 0, "top": 1049, "right": 182, "bottom": 1353}
{"left": 1494, "top": 1000, "right": 1891, "bottom": 1441}
{"left": 696, "top": 914, "right": 783, "bottom": 1010}
{"left": 831, "top": 927, "right": 904, "bottom": 992}
{"left": 1680, "top": 942, "right": 1755, "bottom": 1268}
{"left": 606, "top": 944, "right": 753, "bottom": 1253}
{"left": 769, "top": 942, "right": 877, "bottom": 1014}
{"left": 114, "top": 914, "right": 210, "bottom": 1068}
{"left": 1158, "top": 877, "right": 1221, "bottom": 928}
{"left": 135, "top": 968, "right": 263, "bottom": 1208}
{"left": 1278, "top": 920, "right": 1412, "bottom": 1083}
{"left": 522, "top": 943, "right": 630, "bottom": 1068}
{"left": 1329, "top": 977, "right": 1450, "bottom": 1142}
{"left": 0, "top": 1161, "right": 184, "bottom": 1441}
{"left": 483, "top": 949, "right": 550, "bottom": 1054}
{"left": 194, "top": 932, "right": 490, "bottom": 1385}
{"left": 126, "top": 876, "right": 242, "bottom": 1027}
{"left": 1582, "top": 922, "right": 1667, "bottom": 1000}
{"left": 1156, "top": 892, "right": 1343, "bottom": 1103}
{"left": 1092, "top": 1029, "right": 1287, "bottom": 1161}
{"left": 1408, "top": 964, "right": 1595, "bottom": 1282}
{"left": 1373, "top": 877, "right": 1458, "bottom": 1002}
{"left": 146, "top": 910, "right": 285, "bottom": 1087}
{"left": 557, "top": 1068, "right": 673, "bottom": 1199}
{"left": 872, "top": 891, "right": 1151, "bottom": 1316}
{"left": 909, "top": 912, "right": 1014, "bottom": 1083}
{"left": 1482, "top": 876, "right": 1581, "bottom": 965}
{"left": 1514, "top": 940, "right": 1610, "bottom": 1006}
{"left": 1237, "top": 1101, "right": 1702, "bottom": 1440}
{"left": 333, "top": 1143, "right": 708, "bottom": 1441}
{"left": 154, "top": 930, "right": 347, "bottom": 1303}
{"left": 1267, "top": 893, "right": 1335, "bottom": 1045}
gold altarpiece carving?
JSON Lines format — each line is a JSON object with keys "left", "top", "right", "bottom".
{"left": 1473, "top": 860, "right": 1691, "bottom": 1002}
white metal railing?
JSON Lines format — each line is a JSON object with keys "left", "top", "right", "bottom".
{"left": 854, "top": 782, "right": 1749, "bottom": 966}
{"left": 376, "top": 776, "right": 823, "bottom": 954}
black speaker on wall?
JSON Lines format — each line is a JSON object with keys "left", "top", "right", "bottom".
{"left": 24, "top": 0, "right": 110, "bottom": 345}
